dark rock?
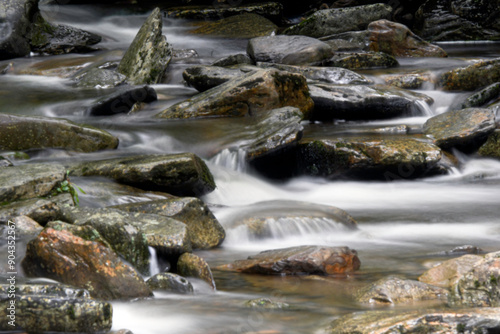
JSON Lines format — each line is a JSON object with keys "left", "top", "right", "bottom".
{"left": 247, "top": 35, "right": 333, "bottom": 65}
{"left": 282, "top": 3, "right": 392, "bottom": 38}
{"left": 21, "top": 228, "right": 153, "bottom": 300}
{"left": 75, "top": 68, "right": 127, "bottom": 89}
{"left": 309, "top": 84, "right": 432, "bottom": 121}
{"left": 423, "top": 108, "right": 496, "bottom": 150}
{"left": 383, "top": 71, "right": 433, "bottom": 89}
{"left": 155, "top": 69, "right": 314, "bottom": 120}
{"left": 69, "top": 153, "right": 216, "bottom": 197}
{"left": 0, "top": 113, "right": 119, "bottom": 152}
{"left": 183, "top": 65, "right": 257, "bottom": 92}
{"left": 0, "top": 193, "right": 73, "bottom": 224}
{"left": 10, "top": 215, "right": 43, "bottom": 236}
{"left": 245, "top": 298, "right": 290, "bottom": 309}
{"left": 459, "top": 82, "right": 500, "bottom": 109}
{"left": 478, "top": 130, "right": 500, "bottom": 159}
{"left": 212, "top": 54, "right": 254, "bottom": 67}
{"left": 87, "top": 85, "right": 157, "bottom": 116}
{"left": 320, "top": 31, "right": 370, "bottom": 50}
{"left": 325, "top": 52, "right": 398, "bottom": 70}
{"left": 177, "top": 253, "right": 216, "bottom": 289}
{"left": 217, "top": 245, "right": 360, "bottom": 275}
{"left": 146, "top": 272, "right": 194, "bottom": 294}
{"left": 418, "top": 254, "right": 483, "bottom": 288}
{"left": 117, "top": 8, "right": 172, "bottom": 85}
{"left": 190, "top": 13, "right": 277, "bottom": 39}
{"left": 322, "top": 38, "right": 364, "bottom": 52}
{"left": 440, "top": 245, "right": 485, "bottom": 256}
{"left": 439, "top": 58, "right": 500, "bottom": 91}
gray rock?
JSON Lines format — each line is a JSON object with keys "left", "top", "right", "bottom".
{"left": 69, "top": 153, "right": 216, "bottom": 197}
{"left": 177, "top": 253, "right": 216, "bottom": 290}
{"left": 245, "top": 298, "right": 290, "bottom": 310}
{"left": 320, "top": 31, "right": 370, "bottom": 50}
{"left": 0, "top": 113, "right": 119, "bottom": 152}
{"left": 10, "top": 215, "right": 43, "bottom": 237}
{"left": 183, "top": 65, "right": 257, "bottom": 92}
{"left": 282, "top": 4, "right": 392, "bottom": 38}
{"left": 0, "top": 157, "right": 12, "bottom": 167}
{"left": 117, "top": 8, "right": 172, "bottom": 85}
{"left": 212, "top": 54, "right": 254, "bottom": 67}
{"left": 76, "top": 68, "right": 127, "bottom": 89}
{"left": 87, "top": 85, "right": 157, "bottom": 116}
{"left": 325, "top": 52, "right": 398, "bottom": 70}
{"left": 459, "top": 82, "right": 500, "bottom": 109}
{"left": 146, "top": 272, "right": 193, "bottom": 294}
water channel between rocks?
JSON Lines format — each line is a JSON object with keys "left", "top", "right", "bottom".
{"left": 1, "top": 5, "right": 500, "bottom": 334}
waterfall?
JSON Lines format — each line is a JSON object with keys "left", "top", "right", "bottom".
{"left": 210, "top": 148, "right": 247, "bottom": 172}
{"left": 148, "top": 246, "right": 161, "bottom": 277}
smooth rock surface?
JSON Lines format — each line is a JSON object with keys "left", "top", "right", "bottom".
{"left": 177, "top": 253, "right": 216, "bottom": 289}
{"left": 146, "top": 272, "right": 194, "bottom": 294}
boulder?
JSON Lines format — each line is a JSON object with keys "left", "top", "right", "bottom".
{"left": 245, "top": 298, "right": 290, "bottom": 310}
{"left": 308, "top": 84, "right": 432, "bottom": 121}
{"left": 155, "top": 69, "right": 314, "bottom": 120}
{"left": 283, "top": 4, "right": 392, "bottom": 38}
{"left": 325, "top": 52, "right": 398, "bottom": 70}
{"left": 459, "top": 82, "right": 500, "bottom": 109}
{"left": 69, "top": 153, "right": 216, "bottom": 197}
{"left": 367, "top": 20, "right": 447, "bottom": 57}
{"left": 218, "top": 245, "right": 360, "bottom": 275}
{"left": 112, "top": 197, "right": 225, "bottom": 250}
{"left": 439, "top": 58, "right": 500, "bottom": 91}
{"left": 0, "top": 113, "right": 119, "bottom": 152}
{"left": 146, "top": 273, "right": 194, "bottom": 294}
{"left": 356, "top": 276, "right": 448, "bottom": 305}
{"left": 177, "top": 253, "right": 216, "bottom": 289}
{"left": 212, "top": 54, "right": 254, "bottom": 67}
{"left": 87, "top": 85, "right": 157, "bottom": 116}
{"left": 418, "top": 254, "right": 483, "bottom": 288}
{"left": 183, "top": 65, "right": 257, "bottom": 92}
{"left": 46, "top": 220, "right": 113, "bottom": 248}
{"left": 423, "top": 108, "right": 496, "bottom": 150}
{"left": 190, "top": 13, "right": 277, "bottom": 39}
{"left": 10, "top": 215, "right": 43, "bottom": 237}
{"left": 478, "top": 130, "right": 500, "bottom": 158}
{"left": 0, "top": 284, "right": 112, "bottom": 332}
{"left": 298, "top": 137, "right": 443, "bottom": 179}
{"left": 247, "top": 35, "right": 333, "bottom": 65}
{"left": 0, "top": 193, "right": 73, "bottom": 224}
{"left": 75, "top": 68, "right": 127, "bottom": 89}
{"left": 117, "top": 8, "right": 172, "bottom": 85}
{"left": 383, "top": 71, "right": 433, "bottom": 89}
{"left": 0, "top": 163, "right": 65, "bottom": 203}
{"left": 21, "top": 228, "right": 153, "bottom": 300}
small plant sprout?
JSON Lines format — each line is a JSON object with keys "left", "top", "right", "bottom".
{"left": 55, "top": 171, "right": 86, "bottom": 206}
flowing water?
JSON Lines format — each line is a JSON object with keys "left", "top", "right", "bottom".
{"left": 1, "top": 5, "right": 500, "bottom": 334}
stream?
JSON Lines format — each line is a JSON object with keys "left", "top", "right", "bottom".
{"left": 1, "top": 4, "right": 500, "bottom": 334}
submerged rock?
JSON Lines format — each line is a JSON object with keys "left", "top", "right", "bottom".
{"left": 325, "top": 52, "right": 398, "bottom": 70}
{"left": 0, "top": 113, "right": 119, "bottom": 152}
{"left": 117, "top": 8, "right": 172, "bottom": 85}
{"left": 177, "top": 253, "right": 216, "bottom": 289}
{"left": 69, "top": 153, "right": 216, "bottom": 197}
{"left": 0, "top": 193, "right": 73, "bottom": 224}
{"left": 439, "top": 58, "right": 500, "bottom": 91}
{"left": 190, "top": 13, "right": 277, "bottom": 39}
{"left": 146, "top": 272, "right": 194, "bottom": 294}
{"left": 418, "top": 254, "right": 483, "bottom": 288}
{"left": 183, "top": 65, "right": 257, "bottom": 92}
{"left": 218, "top": 245, "right": 360, "bottom": 275}
{"left": 87, "top": 85, "right": 157, "bottom": 116}
{"left": 76, "top": 68, "right": 127, "bottom": 89}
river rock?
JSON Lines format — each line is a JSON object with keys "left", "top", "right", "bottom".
{"left": 383, "top": 71, "right": 433, "bottom": 89}
{"left": 69, "top": 153, "right": 216, "bottom": 197}
{"left": 0, "top": 193, "right": 73, "bottom": 224}
{"left": 0, "top": 113, "right": 119, "bottom": 152}
{"left": 87, "top": 85, "right": 157, "bottom": 116}
{"left": 423, "top": 108, "right": 496, "bottom": 150}
{"left": 298, "top": 137, "right": 443, "bottom": 179}
{"left": 415, "top": 0, "right": 500, "bottom": 42}
{"left": 0, "top": 284, "right": 112, "bottom": 332}
{"left": 117, "top": 8, "right": 172, "bottom": 85}
{"left": 309, "top": 84, "right": 432, "bottom": 121}
{"left": 245, "top": 298, "right": 290, "bottom": 309}
{"left": 283, "top": 3, "right": 392, "bottom": 38}
{"left": 0, "top": 156, "right": 12, "bottom": 167}
{"left": 367, "top": 20, "right": 447, "bottom": 57}
{"left": 459, "top": 82, "right": 500, "bottom": 109}
{"left": 0, "top": 163, "right": 65, "bottom": 203}
{"left": 177, "top": 253, "right": 216, "bottom": 289}
{"left": 76, "top": 68, "right": 127, "bottom": 89}
{"left": 218, "top": 245, "right": 360, "bottom": 275}
{"left": 146, "top": 272, "right": 193, "bottom": 294}
{"left": 212, "top": 54, "right": 254, "bottom": 67}
{"left": 478, "top": 130, "right": 500, "bottom": 159}
{"left": 21, "top": 228, "right": 153, "bottom": 300}
{"left": 46, "top": 220, "right": 113, "bottom": 247}
{"left": 439, "top": 58, "right": 500, "bottom": 91}
{"left": 257, "top": 63, "right": 372, "bottom": 85}
{"left": 112, "top": 197, "right": 225, "bottom": 250}
{"left": 356, "top": 276, "right": 448, "bottom": 305}
{"left": 325, "top": 52, "right": 398, "bottom": 70}
{"left": 326, "top": 308, "right": 500, "bottom": 334}
{"left": 190, "top": 13, "right": 277, "bottom": 39}
{"left": 155, "top": 69, "right": 314, "bottom": 120}
{"left": 247, "top": 35, "right": 333, "bottom": 65}
{"left": 10, "top": 215, "right": 43, "bottom": 237}
{"left": 418, "top": 254, "right": 483, "bottom": 288}
{"left": 183, "top": 65, "right": 257, "bottom": 92}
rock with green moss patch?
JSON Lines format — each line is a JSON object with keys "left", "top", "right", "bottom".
{"left": 177, "top": 253, "right": 216, "bottom": 289}
{"left": 478, "top": 130, "right": 500, "bottom": 159}
{"left": 245, "top": 298, "right": 290, "bottom": 309}
{"left": 325, "top": 52, "right": 398, "bottom": 70}
{"left": 439, "top": 58, "right": 500, "bottom": 91}
{"left": 190, "top": 13, "right": 277, "bottom": 39}
{"left": 146, "top": 272, "right": 193, "bottom": 294}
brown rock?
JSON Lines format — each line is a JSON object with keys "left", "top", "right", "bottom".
{"left": 177, "top": 253, "right": 216, "bottom": 289}
{"left": 418, "top": 254, "right": 483, "bottom": 288}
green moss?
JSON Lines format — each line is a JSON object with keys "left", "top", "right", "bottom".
{"left": 491, "top": 275, "right": 498, "bottom": 285}
{"left": 457, "top": 323, "right": 466, "bottom": 333}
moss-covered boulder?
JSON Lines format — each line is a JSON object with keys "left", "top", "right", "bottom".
{"left": 0, "top": 113, "right": 119, "bottom": 152}
{"left": 459, "top": 82, "right": 500, "bottom": 109}
{"left": 146, "top": 272, "right": 194, "bottom": 294}
{"left": 0, "top": 193, "right": 73, "bottom": 224}
{"left": 87, "top": 85, "right": 157, "bottom": 116}
{"left": 177, "top": 253, "right": 216, "bottom": 289}
{"left": 439, "top": 58, "right": 500, "bottom": 91}
{"left": 190, "top": 13, "right": 277, "bottom": 39}
{"left": 418, "top": 254, "right": 483, "bottom": 288}
{"left": 325, "top": 52, "right": 398, "bottom": 70}
{"left": 478, "top": 130, "right": 500, "bottom": 159}
{"left": 117, "top": 8, "right": 172, "bottom": 85}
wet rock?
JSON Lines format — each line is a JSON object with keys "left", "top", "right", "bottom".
{"left": 177, "top": 253, "right": 216, "bottom": 289}
{"left": 172, "top": 49, "right": 198, "bottom": 60}
{"left": 0, "top": 283, "right": 112, "bottom": 333}
{"left": 356, "top": 276, "right": 447, "bottom": 305}
{"left": 190, "top": 13, "right": 277, "bottom": 39}
{"left": 46, "top": 220, "right": 113, "bottom": 248}
{"left": 438, "top": 245, "right": 485, "bottom": 256}
{"left": 0, "top": 163, "right": 65, "bottom": 203}
{"left": 322, "top": 38, "right": 364, "bottom": 52}
{"left": 423, "top": 108, "right": 496, "bottom": 150}
{"left": 459, "top": 82, "right": 500, "bottom": 109}
{"left": 320, "top": 31, "right": 370, "bottom": 51}
{"left": 418, "top": 254, "right": 483, "bottom": 288}
{"left": 326, "top": 308, "right": 500, "bottom": 334}
{"left": 415, "top": 0, "right": 500, "bottom": 42}
{"left": 247, "top": 35, "right": 333, "bottom": 65}
{"left": 183, "top": 65, "right": 257, "bottom": 92}
{"left": 368, "top": 20, "right": 447, "bottom": 57}
{"left": 212, "top": 54, "right": 254, "bottom": 67}
{"left": 0, "top": 193, "right": 73, "bottom": 224}
{"left": 257, "top": 63, "right": 372, "bottom": 85}
{"left": 75, "top": 68, "right": 127, "bottom": 89}
{"left": 283, "top": 3, "right": 392, "bottom": 38}
{"left": 218, "top": 245, "right": 360, "bottom": 275}
{"left": 10, "top": 215, "right": 43, "bottom": 237}
{"left": 245, "top": 298, "right": 290, "bottom": 309}
{"left": 69, "top": 153, "right": 216, "bottom": 197}
{"left": 383, "top": 71, "right": 433, "bottom": 89}
{"left": 439, "top": 58, "right": 500, "bottom": 91}
{"left": 298, "top": 137, "right": 443, "bottom": 179}
{"left": 478, "top": 130, "right": 500, "bottom": 159}
{"left": 146, "top": 272, "right": 194, "bottom": 294}
{"left": 155, "top": 69, "right": 314, "bottom": 120}
{"left": 117, "top": 8, "right": 172, "bottom": 85}
{"left": 87, "top": 85, "right": 157, "bottom": 116}
{"left": 0, "top": 156, "right": 12, "bottom": 167}
{"left": 112, "top": 197, "right": 225, "bottom": 250}
{"left": 0, "top": 113, "right": 119, "bottom": 152}
{"left": 309, "top": 84, "right": 432, "bottom": 121}
{"left": 325, "top": 52, "right": 398, "bottom": 70}
{"left": 21, "top": 228, "right": 153, "bottom": 300}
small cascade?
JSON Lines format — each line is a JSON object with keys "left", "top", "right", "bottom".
{"left": 148, "top": 246, "right": 161, "bottom": 277}
{"left": 210, "top": 148, "right": 247, "bottom": 172}
{"left": 413, "top": 99, "right": 435, "bottom": 117}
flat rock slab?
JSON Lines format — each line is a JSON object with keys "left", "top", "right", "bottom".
{"left": 218, "top": 245, "right": 360, "bottom": 275}
{"left": 183, "top": 65, "right": 258, "bottom": 92}
{"left": 69, "top": 153, "right": 216, "bottom": 197}
{"left": 87, "top": 85, "right": 157, "bottom": 116}
{"left": 0, "top": 113, "right": 119, "bottom": 152}
{"left": 0, "top": 193, "right": 73, "bottom": 224}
